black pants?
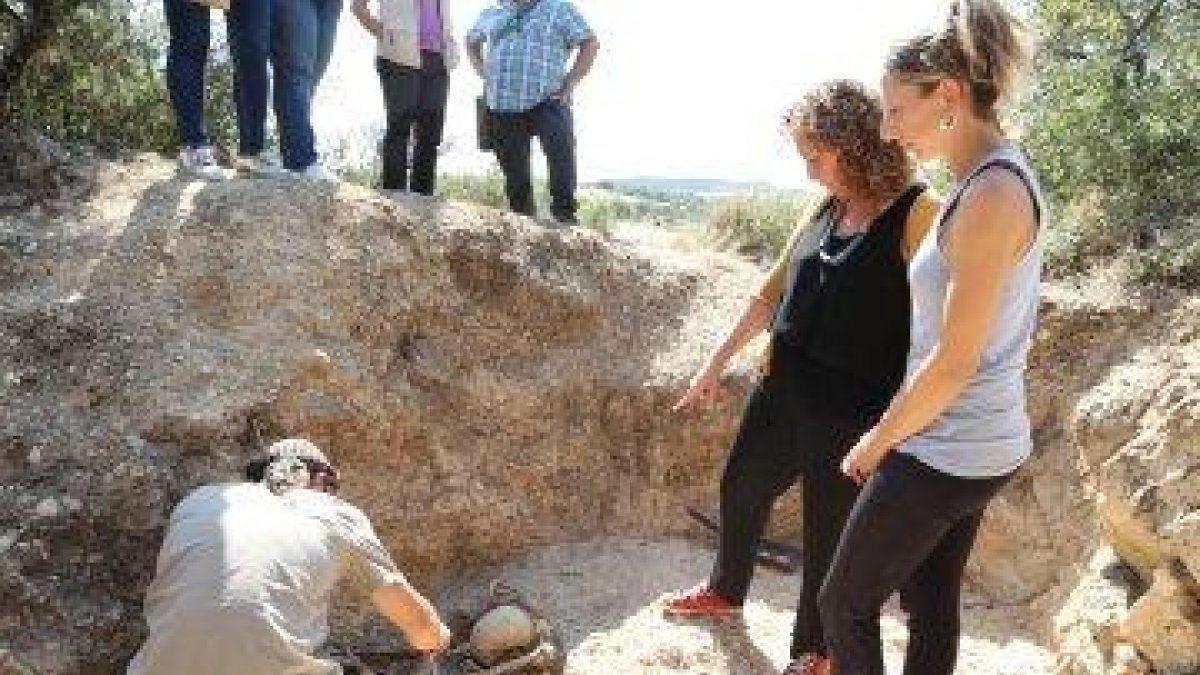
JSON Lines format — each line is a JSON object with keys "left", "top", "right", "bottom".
{"left": 818, "top": 452, "right": 1011, "bottom": 675}
{"left": 376, "top": 52, "right": 449, "bottom": 194}
{"left": 708, "top": 347, "right": 870, "bottom": 659}
{"left": 491, "top": 99, "right": 578, "bottom": 223}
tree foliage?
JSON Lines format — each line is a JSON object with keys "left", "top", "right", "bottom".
{"left": 0, "top": 0, "right": 85, "bottom": 103}
{"left": 1024, "top": 0, "right": 1199, "bottom": 284}
{"left": 0, "top": 0, "right": 236, "bottom": 153}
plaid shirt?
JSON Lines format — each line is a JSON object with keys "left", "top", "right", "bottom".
{"left": 467, "top": 0, "right": 593, "bottom": 112}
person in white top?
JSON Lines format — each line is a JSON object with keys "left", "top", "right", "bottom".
{"left": 353, "top": 0, "right": 460, "bottom": 194}
{"left": 126, "top": 438, "right": 450, "bottom": 675}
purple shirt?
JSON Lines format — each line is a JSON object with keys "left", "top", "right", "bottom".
{"left": 417, "top": 0, "right": 444, "bottom": 52}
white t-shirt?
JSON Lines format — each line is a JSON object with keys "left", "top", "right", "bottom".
{"left": 127, "top": 483, "right": 405, "bottom": 675}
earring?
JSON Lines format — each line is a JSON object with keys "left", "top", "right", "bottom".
{"left": 939, "top": 115, "right": 956, "bottom": 131}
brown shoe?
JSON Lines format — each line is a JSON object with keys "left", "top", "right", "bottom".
{"left": 782, "top": 652, "right": 831, "bottom": 675}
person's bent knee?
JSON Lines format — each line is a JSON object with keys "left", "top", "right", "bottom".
{"left": 718, "top": 463, "right": 764, "bottom": 506}
{"left": 903, "top": 589, "right": 960, "bottom": 637}
{"left": 275, "top": 58, "right": 316, "bottom": 84}
{"left": 382, "top": 122, "right": 411, "bottom": 141}
{"left": 817, "top": 576, "right": 844, "bottom": 629}
{"left": 817, "top": 569, "right": 866, "bottom": 635}
{"left": 233, "top": 42, "right": 271, "bottom": 65}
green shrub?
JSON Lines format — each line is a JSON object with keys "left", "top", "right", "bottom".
{"left": 1025, "top": 0, "right": 1199, "bottom": 287}
{"left": 1130, "top": 231, "right": 1200, "bottom": 287}
{"left": 706, "top": 191, "right": 814, "bottom": 263}
{"left": 3, "top": 1, "right": 237, "bottom": 154}
{"left": 437, "top": 171, "right": 511, "bottom": 211}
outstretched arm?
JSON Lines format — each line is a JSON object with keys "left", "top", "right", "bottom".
{"left": 371, "top": 579, "right": 452, "bottom": 653}
{"left": 675, "top": 208, "right": 823, "bottom": 411}
{"left": 331, "top": 501, "right": 452, "bottom": 654}
{"left": 674, "top": 295, "right": 775, "bottom": 411}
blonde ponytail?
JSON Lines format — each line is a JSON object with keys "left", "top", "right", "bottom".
{"left": 887, "top": 0, "right": 1032, "bottom": 118}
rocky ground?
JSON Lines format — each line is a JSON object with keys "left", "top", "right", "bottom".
{"left": 0, "top": 144, "right": 1196, "bottom": 674}
{"left": 440, "top": 538, "right": 1056, "bottom": 675}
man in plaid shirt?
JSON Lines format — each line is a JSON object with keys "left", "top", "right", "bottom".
{"left": 467, "top": 0, "right": 599, "bottom": 224}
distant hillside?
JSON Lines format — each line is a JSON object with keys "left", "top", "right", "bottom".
{"left": 587, "top": 177, "right": 779, "bottom": 199}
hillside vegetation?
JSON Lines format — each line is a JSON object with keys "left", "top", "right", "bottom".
{"left": 2, "top": 0, "right": 1195, "bottom": 286}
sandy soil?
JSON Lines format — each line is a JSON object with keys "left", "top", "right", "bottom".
{"left": 439, "top": 537, "right": 1056, "bottom": 675}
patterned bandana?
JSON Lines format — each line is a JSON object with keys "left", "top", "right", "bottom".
{"left": 262, "top": 439, "right": 333, "bottom": 495}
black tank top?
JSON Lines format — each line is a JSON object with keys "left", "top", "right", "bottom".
{"left": 771, "top": 184, "right": 924, "bottom": 416}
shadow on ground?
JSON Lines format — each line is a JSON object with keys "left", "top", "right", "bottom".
{"left": 436, "top": 537, "right": 1057, "bottom": 675}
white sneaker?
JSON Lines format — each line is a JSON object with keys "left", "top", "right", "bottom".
{"left": 234, "top": 152, "right": 286, "bottom": 177}
{"left": 292, "top": 163, "right": 339, "bottom": 182}
{"left": 177, "top": 146, "right": 230, "bottom": 180}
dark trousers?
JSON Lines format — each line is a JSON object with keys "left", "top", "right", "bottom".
{"left": 708, "top": 348, "right": 867, "bottom": 659}
{"left": 226, "top": 0, "right": 273, "bottom": 157}
{"left": 376, "top": 53, "right": 449, "bottom": 194}
{"left": 164, "top": 0, "right": 275, "bottom": 155}
{"left": 818, "top": 452, "right": 1011, "bottom": 675}
{"left": 163, "top": 0, "right": 215, "bottom": 147}
{"left": 491, "top": 99, "right": 578, "bottom": 223}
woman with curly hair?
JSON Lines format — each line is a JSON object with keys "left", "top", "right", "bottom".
{"left": 661, "top": 79, "right": 940, "bottom": 675}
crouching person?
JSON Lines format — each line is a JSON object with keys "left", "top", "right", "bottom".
{"left": 127, "top": 438, "right": 450, "bottom": 675}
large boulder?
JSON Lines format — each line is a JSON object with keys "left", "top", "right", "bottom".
{"left": 0, "top": 157, "right": 763, "bottom": 674}
{"left": 1066, "top": 297, "right": 1200, "bottom": 675}
{"left": 961, "top": 289, "right": 1154, "bottom": 605}
{"left": 1032, "top": 291, "right": 1200, "bottom": 675}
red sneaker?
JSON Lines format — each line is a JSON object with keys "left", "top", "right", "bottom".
{"left": 661, "top": 583, "right": 741, "bottom": 617}
{"left": 782, "top": 653, "right": 831, "bottom": 675}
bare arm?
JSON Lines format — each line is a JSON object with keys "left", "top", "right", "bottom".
{"left": 674, "top": 295, "right": 775, "bottom": 411}
{"left": 371, "top": 579, "right": 452, "bottom": 653}
{"left": 842, "top": 171, "right": 1037, "bottom": 481}
{"left": 555, "top": 36, "right": 599, "bottom": 104}
{"left": 467, "top": 39, "right": 487, "bottom": 80}
{"left": 351, "top": 0, "right": 383, "bottom": 38}
{"left": 675, "top": 212, "right": 822, "bottom": 411}
{"left": 702, "top": 295, "right": 776, "bottom": 376}
{"left": 565, "top": 36, "right": 600, "bottom": 89}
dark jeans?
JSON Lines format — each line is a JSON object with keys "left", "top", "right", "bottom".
{"left": 491, "top": 99, "right": 578, "bottom": 223}
{"left": 273, "top": 0, "right": 343, "bottom": 169}
{"left": 163, "top": 0, "right": 215, "bottom": 147}
{"left": 226, "top": 0, "right": 272, "bottom": 156}
{"left": 376, "top": 52, "right": 450, "bottom": 194}
{"left": 708, "top": 347, "right": 868, "bottom": 659}
{"left": 818, "top": 453, "right": 1012, "bottom": 675}
{"left": 163, "top": 0, "right": 272, "bottom": 153}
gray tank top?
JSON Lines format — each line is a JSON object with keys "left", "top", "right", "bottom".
{"left": 898, "top": 146, "right": 1045, "bottom": 478}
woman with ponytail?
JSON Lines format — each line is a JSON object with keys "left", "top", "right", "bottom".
{"left": 817, "top": 2, "right": 1046, "bottom": 674}
{"left": 661, "top": 80, "right": 940, "bottom": 675}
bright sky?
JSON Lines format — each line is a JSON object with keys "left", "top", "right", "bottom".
{"left": 314, "top": 0, "right": 949, "bottom": 187}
